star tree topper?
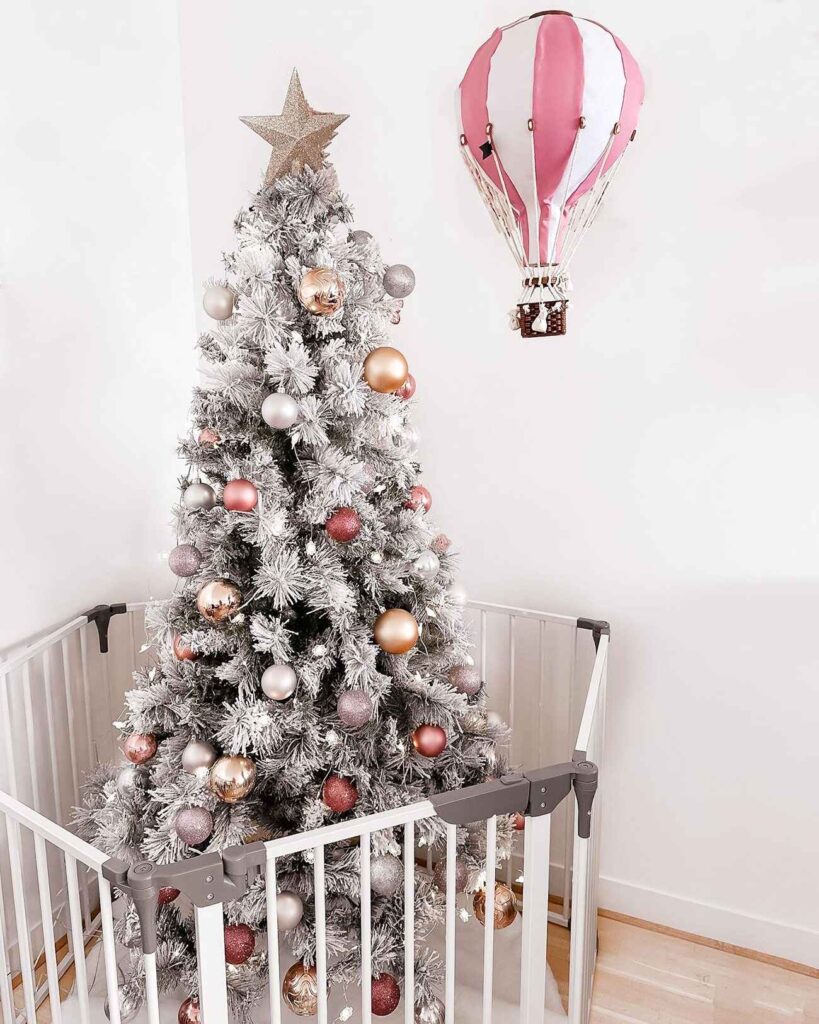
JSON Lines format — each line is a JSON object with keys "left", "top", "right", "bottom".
{"left": 240, "top": 69, "right": 348, "bottom": 185}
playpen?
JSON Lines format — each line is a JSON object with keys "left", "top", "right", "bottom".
{"left": 0, "top": 599, "right": 609, "bottom": 1023}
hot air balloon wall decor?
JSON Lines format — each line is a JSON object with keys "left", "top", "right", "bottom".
{"left": 458, "top": 11, "right": 644, "bottom": 337}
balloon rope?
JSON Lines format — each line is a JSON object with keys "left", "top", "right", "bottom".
{"left": 561, "top": 139, "right": 630, "bottom": 277}
{"left": 461, "top": 146, "right": 526, "bottom": 269}
{"left": 551, "top": 124, "right": 584, "bottom": 267}
{"left": 488, "top": 134, "right": 528, "bottom": 268}
{"left": 558, "top": 131, "right": 619, "bottom": 275}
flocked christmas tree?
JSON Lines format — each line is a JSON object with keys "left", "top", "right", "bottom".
{"left": 78, "top": 71, "right": 511, "bottom": 1022}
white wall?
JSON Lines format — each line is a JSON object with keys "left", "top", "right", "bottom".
{"left": 0, "top": 2, "right": 194, "bottom": 647}
{"left": 176, "top": 0, "right": 819, "bottom": 965}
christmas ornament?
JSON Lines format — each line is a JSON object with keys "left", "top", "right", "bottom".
{"left": 383, "top": 264, "right": 416, "bottom": 299}
{"left": 282, "top": 961, "right": 318, "bottom": 1016}
{"left": 223, "top": 479, "right": 258, "bottom": 512}
{"left": 177, "top": 997, "right": 201, "bottom": 1024}
{"left": 433, "top": 857, "right": 469, "bottom": 894}
{"left": 371, "top": 973, "right": 401, "bottom": 1017}
{"left": 431, "top": 534, "right": 451, "bottom": 555}
{"left": 405, "top": 485, "right": 432, "bottom": 513}
{"left": 513, "top": 813, "right": 526, "bottom": 831}
{"left": 261, "top": 663, "right": 297, "bottom": 701}
{"left": 240, "top": 69, "right": 348, "bottom": 186}
{"left": 276, "top": 891, "right": 304, "bottom": 931}
{"left": 448, "top": 583, "right": 468, "bottom": 607}
{"left": 363, "top": 346, "right": 409, "bottom": 393}
{"left": 175, "top": 807, "right": 214, "bottom": 846}
{"left": 182, "top": 739, "right": 217, "bottom": 774}
{"left": 298, "top": 267, "right": 345, "bottom": 315}
{"left": 370, "top": 854, "right": 403, "bottom": 896}
{"left": 262, "top": 392, "right": 300, "bottom": 429}
{"left": 322, "top": 774, "right": 358, "bottom": 813}
{"left": 158, "top": 887, "right": 180, "bottom": 906}
{"left": 210, "top": 755, "right": 256, "bottom": 803}
{"left": 196, "top": 579, "right": 242, "bottom": 623}
{"left": 325, "top": 507, "right": 361, "bottom": 542}
{"left": 373, "top": 609, "right": 419, "bottom": 655}
{"left": 183, "top": 482, "right": 216, "bottom": 511}
{"left": 416, "top": 997, "right": 446, "bottom": 1024}
{"left": 396, "top": 373, "right": 416, "bottom": 401}
{"left": 448, "top": 665, "right": 481, "bottom": 696}
{"left": 413, "top": 551, "right": 440, "bottom": 579}
{"left": 350, "top": 229, "right": 371, "bottom": 244}
{"left": 173, "top": 634, "right": 198, "bottom": 661}
{"left": 104, "top": 984, "right": 141, "bottom": 1022}
{"left": 123, "top": 733, "right": 157, "bottom": 765}
{"left": 473, "top": 882, "right": 517, "bottom": 929}
{"left": 337, "top": 690, "right": 373, "bottom": 729}
{"left": 116, "top": 765, "right": 138, "bottom": 796}
{"left": 168, "top": 544, "right": 202, "bottom": 577}
{"left": 202, "top": 285, "right": 234, "bottom": 321}
{"left": 358, "top": 462, "right": 377, "bottom": 493}
{"left": 224, "top": 923, "right": 255, "bottom": 965}
{"left": 411, "top": 725, "right": 448, "bottom": 758}
{"left": 197, "top": 427, "right": 220, "bottom": 445}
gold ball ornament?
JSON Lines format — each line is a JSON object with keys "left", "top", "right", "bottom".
{"left": 373, "top": 608, "right": 419, "bottom": 655}
{"left": 298, "top": 267, "right": 345, "bottom": 315}
{"left": 282, "top": 961, "right": 318, "bottom": 1017}
{"left": 196, "top": 579, "right": 242, "bottom": 623}
{"left": 363, "top": 346, "right": 409, "bottom": 394}
{"left": 473, "top": 882, "right": 517, "bottom": 930}
{"left": 209, "top": 755, "right": 256, "bottom": 804}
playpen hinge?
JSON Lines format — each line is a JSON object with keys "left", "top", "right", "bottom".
{"left": 577, "top": 617, "right": 610, "bottom": 650}
{"left": 102, "top": 842, "right": 267, "bottom": 954}
{"left": 83, "top": 603, "right": 127, "bottom": 654}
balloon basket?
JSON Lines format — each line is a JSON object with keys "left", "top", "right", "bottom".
{"left": 517, "top": 300, "right": 568, "bottom": 338}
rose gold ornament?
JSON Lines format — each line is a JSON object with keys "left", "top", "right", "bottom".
{"left": 173, "top": 633, "right": 198, "bottom": 661}
{"left": 363, "top": 346, "right": 409, "bottom": 393}
{"left": 411, "top": 724, "right": 448, "bottom": 758}
{"left": 196, "top": 579, "right": 242, "bottom": 623}
{"left": 177, "top": 997, "right": 201, "bottom": 1024}
{"left": 404, "top": 485, "right": 432, "bottom": 512}
{"left": 373, "top": 608, "right": 419, "bottom": 655}
{"left": 123, "top": 733, "right": 157, "bottom": 764}
{"left": 209, "top": 754, "right": 256, "bottom": 803}
{"left": 473, "top": 882, "right": 517, "bottom": 929}
{"left": 197, "top": 427, "right": 220, "bottom": 445}
{"left": 372, "top": 973, "right": 401, "bottom": 1016}
{"left": 431, "top": 533, "right": 451, "bottom": 555}
{"left": 325, "top": 507, "right": 361, "bottom": 542}
{"left": 224, "top": 923, "right": 255, "bottom": 965}
{"left": 282, "top": 961, "right": 318, "bottom": 1016}
{"left": 298, "top": 267, "right": 345, "bottom": 315}
{"left": 223, "top": 478, "right": 258, "bottom": 512}
{"left": 322, "top": 774, "right": 358, "bottom": 813}
{"left": 396, "top": 373, "right": 416, "bottom": 401}
{"left": 513, "top": 813, "right": 526, "bottom": 831}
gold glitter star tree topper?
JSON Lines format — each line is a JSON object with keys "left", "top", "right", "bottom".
{"left": 240, "top": 69, "right": 348, "bottom": 185}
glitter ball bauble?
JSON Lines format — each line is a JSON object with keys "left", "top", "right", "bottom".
{"left": 202, "top": 284, "right": 234, "bottom": 320}
{"left": 350, "top": 229, "right": 372, "bottom": 245}
{"left": 433, "top": 857, "right": 469, "bottom": 894}
{"left": 337, "top": 690, "right": 373, "bottom": 729}
{"left": 104, "top": 984, "right": 141, "bottom": 1022}
{"left": 373, "top": 609, "right": 419, "bottom": 655}
{"left": 411, "top": 724, "right": 448, "bottom": 758}
{"left": 223, "top": 479, "right": 258, "bottom": 512}
{"left": 209, "top": 755, "right": 256, "bottom": 803}
{"left": 196, "top": 579, "right": 242, "bottom": 623}
{"left": 177, "top": 997, "right": 201, "bottom": 1024}
{"left": 182, "top": 739, "right": 217, "bottom": 774}
{"left": 372, "top": 973, "right": 401, "bottom": 1017}
{"left": 169, "top": 544, "right": 203, "bottom": 577}
{"left": 404, "top": 485, "right": 432, "bottom": 513}
{"left": 261, "top": 663, "right": 297, "bottom": 701}
{"left": 383, "top": 264, "right": 416, "bottom": 299}
{"left": 224, "top": 923, "right": 255, "bottom": 965}
{"left": 448, "top": 665, "right": 481, "bottom": 696}
{"left": 197, "top": 427, "right": 220, "bottom": 445}
{"left": 513, "top": 813, "right": 526, "bottom": 831}
{"left": 116, "top": 765, "right": 138, "bottom": 796}
{"left": 123, "top": 733, "right": 157, "bottom": 765}
{"left": 413, "top": 550, "right": 440, "bottom": 579}
{"left": 322, "top": 774, "right": 358, "bottom": 814}
{"left": 298, "top": 267, "right": 345, "bottom": 315}
{"left": 325, "top": 506, "right": 361, "bottom": 542}
{"left": 396, "top": 373, "right": 416, "bottom": 401}
{"left": 158, "top": 887, "right": 180, "bottom": 906}
{"left": 363, "top": 346, "right": 409, "bottom": 394}
{"left": 173, "top": 633, "right": 198, "bottom": 661}
{"left": 262, "top": 392, "right": 299, "bottom": 429}
{"left": 431, "top": 533, "right": 451, "bottom": 555}
{"left": 473, "top": 882, "right": 517, "bottom": 929}
{"left": 183, "top": 482, "right": 216, "bottom": 511}
{"left": 370, "top": 854, "right": 403, "bottom": 896}
{"left": 282, "top": 961, "right": 318, "bottom": 1016}
{"left": 175, "top": 807, "right": 214, "bottom": 846}
{"left": 276, "top": 891, "right": 304, "bottom": 931}
{"left": 416, "top": 997, "right": 446, "bottom": 1024}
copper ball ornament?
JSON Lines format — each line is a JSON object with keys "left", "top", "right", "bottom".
{"left": 448, "top": 665, "right": 481, "bottom": 696}
{"left": 181, "top": 739, "right": 217, "bottom": 774}
{"left": 158, "top": 887, "right": 181, "bottom": 906}
{"left": 177, "top": 997, "right": 201, "bottom": 1024}
{"left": 433, "top": 857, "right": 469, "bottom": 894}
{"left": 224, "top": 923, "right": 255, "bottom": 965}
{"left": 261, "top": 663, "right": 297, "bottom": 701}
{"left": 202, "top": 284, "right": 234, "bottom": 320}
{"left": 276, "top": 891, "right": 304, "bottom": 931}
{"left": 175, "top": 807, "right": 214, "bottom": 846}
{"left": 262, "top": 392, "right": 299, "bottom": 429}
{"left": 411, "top": 724, "right": 448, "bottom": 758}
{"left": 473, "top": 882, "right": 517, "bottom": 930}
{"left": 123, "top": 733, "right": 157, "bottom": 765}
{"left": 372, "top": 973, "right": 401, "bottom": 1017}
{"left": 431, "top": 533, "right": 451, "bottom": 555}
{"left": 325, "top": 506, "right": 361, "bottom": 542}
{"left": 373, "top": 608, "right": 419, "bottom": 655}
{"left": 209, "top": 755, "right": 256, "bottom": 803}
{"left": 322, "top": 774, "right": 358, "bottom": 814}
{"left": 223, "top": 479, "right": 258, "bottom": 512}
{"left": 197, "top": 427, "right": 220, "bottom": 445}
{"left": 183, "top": 482, "right": 216, "bottom": 511}
{"left": 405, "top": 485, "right": 432, "bottom": 513}
{"left": 282, "top": 961, "right": 318, "bottom": 1016}
{"left": 173, "top": 633, "right": 198, "bottom": 661}
{"left": 169, "top": 544, "right": 203, "bottom": 578}
{"left": 337, "top": 690, "right": 373, "bottom": 729}
{"left": 363, "top": 346, "right": 409, "bottom": 394}
{"left": 298, "top": 267, "right": 345, "bottom": 315}
{"left": 196, "top": 579, "right": 242, "bottom": 623}
{"left": 396, "top": 373, "right": 416, "bottom": 401}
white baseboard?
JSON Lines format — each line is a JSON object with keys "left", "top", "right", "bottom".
{"left": 599, "top": 874, "right": 819, "bottom": 969}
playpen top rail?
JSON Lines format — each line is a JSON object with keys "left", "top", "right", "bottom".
{"left": 0, "top": 615, "right": 88, "bottom": 675}
{"left": 0, "top": 788, "right": 107, "bottom": 870}
{"left": 465, "top": 600, "right": 578, "bottom": 627}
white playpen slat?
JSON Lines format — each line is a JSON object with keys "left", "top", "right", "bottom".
{"left": 7, "top": 817, "right": 37, "bottom": 1021}
{"left": 0, "top": 867, "right": 16, "bottom": 1024}
{"left": 64, "top": 853, "right": 91, "bottom": 1023}
{"left": 520, "top": 813, "right": 551, "bottom": 1023}
{"left": 562, "top": 624, "right": 579, "bottom": 921}
{"left": 360, "top": 831, "right": 373, "bottom": 1022}
{"left": 482, "top": 815, "right": 497, "bottom": 1024}
{"left": 265, "top": 852, "right": 282, "bottom": 1024}
{"left": 34, "top": 833, "right": 63, "bottom": 1023}
{"left": 444, "top": 823, "right": 456, "bottom": 1024}
{"left": 143, "top": 950, "right": 161, "bottom": 1024}
{"left": 62, "top": 635, "right": 83, "bottom": 813}
{"left": 314, "top": 844, "right": 328, "bottom": 1024}
{"left": 22, "top": 662, "right": 43, "bottom": 813}
{"left": 403, "top": 822, "right": 415, "bottom": 1024}
{"left": 98, "top": 874, "right": 122, "bottom": 1024}
{"left": 43, "top": 648, "right": 64, "bottom": 825}
{"left": 195, "top": 903, "right": 229, "bottom": 1022}
{"left": 78, "top": 627, "right": 94, "bottom": 765}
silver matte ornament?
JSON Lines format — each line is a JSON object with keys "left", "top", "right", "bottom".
{"left": 261, "top": 392, "right": 299, "bottom": 430}
{"left": 383, "top": 264, "right": 416, "bottom": 298}
{"left": 433, "top": 857, "right": 469, "bottom": 894}
{"left": 337, "top": 690, "right": 373, "bottom": 729}
{"left": 104, "top": 985, "right": 141, "bottom": 1023}
{"left": 183, "top": 482, "right": 216, "bottom": 511}
{"left": 370, "top": 854, "right": 404, "bottom": 896}
{"left": 116, "top": 765, "right": 138, "bottom": 796}
{"left": 202, "top": 284, "right": 234, "bottom": 320}
{"left": 261, "top": 663, "right": 297, "bottom": 701}
{"left": 416, "top": 998, "right": 445, "bottom": 1024}
{"left": 350, "top": 229, "right": 372, "bottom": 244}
{"left": 276, "top": 890, "right": 304, "bottom": 931}
{"left": 182, "top": 739, "right": 218, "bottom": 774}
{"left": 448, "top": 665, "right": 481, "bottom": 696}
{"left": 413, "top": 551, "right": 440, "bottom": 579}
{"left": 175, "top": 807, "right": 214, "bottom": 846}
{"left": 169, "top": 544, "right": 203, "bottom": 577}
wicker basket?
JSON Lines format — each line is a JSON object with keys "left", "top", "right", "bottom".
{"left": 518, "top": 300, "right": 568, "bottom": 338}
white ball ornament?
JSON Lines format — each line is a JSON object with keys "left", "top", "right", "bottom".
{"left": 182, "top": 739, "right": 218, "bottom": 775}
{"left": 202, "top": 284, "right": 235, "bottom": 321}
{"left": 261, "top": 393, "right": 299, "bottom": 430}
{"left": 370, "top": 854, "right": 404, "bottom": 896}
{"left": 183, "top": 482, "right": 216, "bottom": 511}
{"left": 261, "top": 664, "right": 297, "bottom": 701}
{"left": 116, "top": 765, "right": 138, "bottom": 796}
{"left": 276, "top": 891, "right": 304, "bottom": 931}
{"left": 413, "top": 551, "right": 440, "bottom": 579}
{"left": 104, "top": 984, "right": 141, "bottom": 1022}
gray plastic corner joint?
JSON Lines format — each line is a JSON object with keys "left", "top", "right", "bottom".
{"left": 102, "top": 842, "right": 267, "bottom": 954}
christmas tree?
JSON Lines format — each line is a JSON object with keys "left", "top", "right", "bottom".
{"left": 78, "top": 71, "right": 509, "bottom": 1021}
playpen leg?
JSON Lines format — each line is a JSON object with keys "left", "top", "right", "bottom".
{"left": 98, "top": 874, "right": 122, "bottom": 1024}
{"left": 361, "top": 833, "right": 373, "bottom": 1022}
{"left": 0, "top": 865, "right": 17, "bottom": 1024}
{"left": 444, "top": 823, "right": 457, "bottom": 1023}
{"left": 520, "top": 813, "right": 551, "bottom": 1022}
{"left": 314, "top": 845, "right": 329, "bottom": 1024}
{"left": 65, "top": 852, "right": 91, "bottom": 1022}
{"left": 195, "top": 903, "right": 229, "bottom": 1023}
{"left": 34, "top": 833, "right": 63, "bottom": 1022}
{"left": 265, "top": 853, "right": 282, "bottom": 1024}
{"left": 482, "top": 815, "right": 497, "bottom": 1024}
{"left": 404, "top": 822, "right": 415, "bottom": 1024}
